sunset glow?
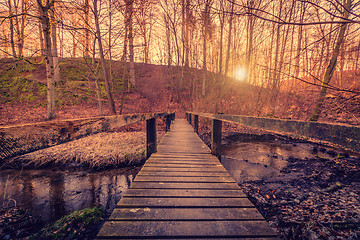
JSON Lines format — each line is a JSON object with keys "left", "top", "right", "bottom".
{"left": 234, "top": 66, "right": 248, "bottom": 82}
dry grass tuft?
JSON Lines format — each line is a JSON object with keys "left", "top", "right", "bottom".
{"left": 3, "top": 132, "right": 148, "bottom": 169}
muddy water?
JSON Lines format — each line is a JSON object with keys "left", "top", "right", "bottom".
{"left": 221, "top": 140, "right": 349, "bottom": 184}
{"left": 0, "top": 167, "right": 141, "bottom": 223}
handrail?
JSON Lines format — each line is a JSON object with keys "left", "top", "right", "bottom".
{"left": 186, "top": 112, "right": 360, "bottom": 154}
{"left": 0, "top": 112, "right": 175, "bottom": 161}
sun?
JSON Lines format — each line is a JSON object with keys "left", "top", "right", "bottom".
{"left": 234, "top": 66, "right": 248, "bottom": 82}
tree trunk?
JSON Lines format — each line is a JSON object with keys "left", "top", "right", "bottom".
{"left": 38, "top": 19, "right": 45, "bottom": 55}
{"left": 94, "top": 0, "right": 116, "bottom": 115}
{"left": 310, "top": 0, "right": 351, "bottom": 122}
{"left": 50, "top": 5, "right": 60, "bottom": 83}
{"left": 184, "top": 0, "right": 190, "bottom": 67}
{"left": 202, "top": 0, "right": 212, "bottom": 97}
{"left": 294, "top": 1, "right": 305, "bottom": 80}
{"left": 108, "top": 0, "right": 113, "bottom": 88}
{"left": 224, "top": 1, "right": 234, "bottom": 81}
{"left": 217, "top": 0, "right": 224, "bottom": 78}
{"left": 92, "top": 37, "right": 103, "bottom": 115}
{"left": 84, "top": 0, "right": 90, "bottom": 58}
{"left": 126, "top": 0, "right": 136, "bottom": 88}
{"left": 8, "top": 0, "right": 17, "bottom": 58}
{"left": 121, "top": 4, "right": 128, "bottom": 63}
{"left": 37, "top": 0, "right": 56, "bottom": 119}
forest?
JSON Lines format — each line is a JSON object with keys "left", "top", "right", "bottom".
{"left": 1, "top": 1, "right": 360, "bottom": 240}
{"left": 0, "top": 0, "right": 359, "bottom": 126}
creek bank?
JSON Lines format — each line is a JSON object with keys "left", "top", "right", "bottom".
{"left": 1, "top": 131, "right": 148, "bottom": 170}
{"left": 199, "top": 130, "right": 360, "bottom": 240}
{"left": 0, "top": 207, "right": 105, "bottom": 240}
{"left": 1, "top": 129, "right": 154, "bottom": 239}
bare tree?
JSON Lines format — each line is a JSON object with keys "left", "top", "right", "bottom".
{"left": 310, "top": 0, "right": 352, "bottom": 121}
{"left": 201, "top": 0, "right": 213, "bottom": 96}
{"left": 93, "top": 0, "right": 116, "bottom": 115}
{"left": 37, "top": 0, "right": 56, "bottom": 119}
{"left": 50, "top": 3, "right": 60, "bottom": 83}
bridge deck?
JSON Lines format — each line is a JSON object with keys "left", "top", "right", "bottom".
{"left": 96, "top": 119, "right": 278, "bottom": 239}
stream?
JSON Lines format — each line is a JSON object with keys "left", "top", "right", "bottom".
{"left": 221, "top": 138, "right": 355, "bottom": 184}
{"left": 0, "top": 136, "right": 355, "bottom": 225}
{"left": 0, "top": 166, "right": 141, "bottom": 223}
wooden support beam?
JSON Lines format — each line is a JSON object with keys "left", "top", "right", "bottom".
{"left": 188, "top": 112, "right": 360, "bottom": 153}
{"left": 194, "top": 115, "right": 199, "bottom": 133}
{"left": 165, "top": 115, "right": 171, "bottom": 132}
{"left": 146, "top": 118, "right": 157, "bottom": 158}
{"left": 0, "top": 113, "right": 172, "bottom": 161}
{"left": 211, "top": 119, "right": 222, "bottom": 159}
{"left": 188, "top": 113, "right": 192, "bottom": 125}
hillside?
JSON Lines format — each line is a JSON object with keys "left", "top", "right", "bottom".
{"left": 0, "top": 57, "right": 360, "bottom": 126}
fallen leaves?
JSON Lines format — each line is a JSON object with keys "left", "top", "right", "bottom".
{"left": 241, "top": 156, "right": 360, "bottom": 239}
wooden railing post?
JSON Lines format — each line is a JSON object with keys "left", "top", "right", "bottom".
{"left": 194, "top": 115, "right": 199, "bottom": 133}
{"left": 146, "top": 118, "right": 157, "bottom": 158}
{"left": 188, "top": 113, "right": 192, "bottom": 125}
{"left": 211, "top": 119, "right": 222, "bottom": 159}
{"left": 165, "top": 114, "right": 171, "bottom": 132}
{"left": 185, "top": 113, "right": 188, "bottom": 122}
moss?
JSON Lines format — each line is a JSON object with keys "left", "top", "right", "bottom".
{"left": 31, "top": 207, "right": 105, "bottom": 240}
{"left": 0, "top": 75, "right": 46, "bottom": 103}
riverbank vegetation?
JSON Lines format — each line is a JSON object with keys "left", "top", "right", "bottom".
{"left": 0, "top": 207, "right": 105, "bottom": 240}
{"left": 2, "top": 131, "right": 147, "bottom": 170}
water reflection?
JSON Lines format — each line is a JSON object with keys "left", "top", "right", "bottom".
{"left": 221, "top": 141, "right": 343, "bottom": 183}
{"left": 0, "top": 167, "right": 140, "bottom": 223}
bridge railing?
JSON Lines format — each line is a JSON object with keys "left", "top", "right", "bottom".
{"left": 186, "top": 112, "right": 360, "bottom": 157}
{"left": 0, "top": 112, "right": 175, "bottom": 162}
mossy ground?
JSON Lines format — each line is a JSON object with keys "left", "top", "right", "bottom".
{"left": 0, "top": 207, "right": 105, "bottom": 240}
{"left": 31, "top": 207, "right": 105, "bottom": 240}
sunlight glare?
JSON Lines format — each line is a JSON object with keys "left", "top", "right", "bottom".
{"left": 234, "top": 66, "right": 248, "bottom": 82}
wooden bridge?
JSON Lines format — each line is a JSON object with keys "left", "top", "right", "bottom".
{"left": 3, "top": 111, "right": 359, "bottom": 239}
{"left": 96, "top": 119, "right": 278, "bottom": 239}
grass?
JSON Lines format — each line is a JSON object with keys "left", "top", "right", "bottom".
{"left": 3, "top": 131, "right": 148, "bottom": 169}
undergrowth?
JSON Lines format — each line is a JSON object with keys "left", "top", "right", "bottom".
{"left": 30, "top": 207, "right": 105, "bottom": 240}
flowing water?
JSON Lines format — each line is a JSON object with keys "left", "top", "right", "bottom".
{"left": 0, "top": 166, "right": 141, "bottom": 223}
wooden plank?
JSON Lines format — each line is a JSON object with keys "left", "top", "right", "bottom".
{"left": 97, "top": 238, "right": 278, "bottom": 240}
{"left": 139, "top": 167, "right": 228, "bottom": 172}
{"left": 142, "top": 163, "right": 224, "bottom": 168}
{"left": 117, "top": 197, "right": 254, "bottom": 207}
{"left": 151, "top": 154, "right": 215, "bottom": 158}
{"left": 146, "top": 159, "right": 220, "bottom": 164}
{"left": 124, "top": 189, "right": 246, "bottom": 197}
{"left": 108, "top": 207, "right": 263, "bottom": 220}
{"left": 134, "top": 176, "right": 236, "bottom": 183}
{"left": 131, "top": 181, "right": 242, "bottom": 189}
{"left": 137, "top": 171, "right": 231, "bottom": 177}
{"left": 147, "top": 159, "right": 218, "bottom": 163}
{"left": 144, "top": 162, "right": 220, "bottom": 166}
{"left": 96, "top": 220, "right": 278, "bottom": 238}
